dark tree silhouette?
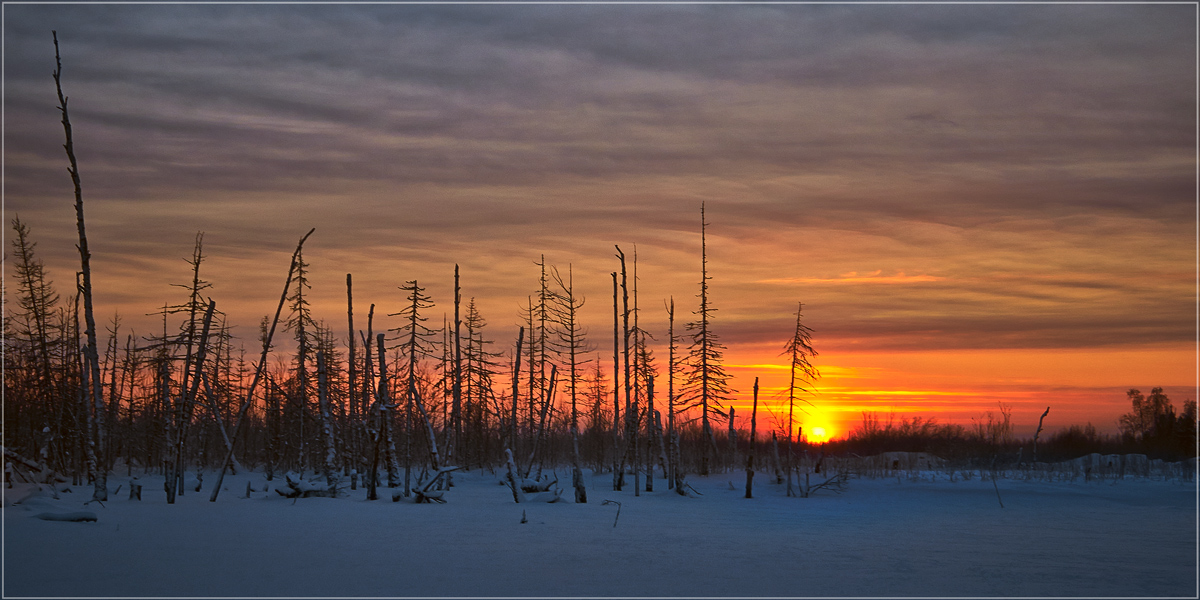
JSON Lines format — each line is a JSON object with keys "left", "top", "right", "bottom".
{"left": 782, "top": 301, "right": 819, "bottom": 497}
{"left": 681, "top": 203, "right": 734, "bottom": 476}
{"left": 54, "top": 32, "right": 108, "bottom": 502}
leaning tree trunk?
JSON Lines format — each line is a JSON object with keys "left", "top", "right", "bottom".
{"left": 209, "top": 229, "right": 312, "bottom": 501}
{"left": 54, "top": 31, "right": 107, "bottom": 503}
{"left": 170, "top": 299, "right": 216, "bottom": 502}
{"left": 510, "top": 327, "right": 523, "bottom": 457}
{"left": 366, "top": 333, "right": 393, "bottom": 500}
{"left": 410, "top": 388, "right": 441, "bottom": 471}
{"left": 524, "top": 365, "right": 557, "bottom": 479}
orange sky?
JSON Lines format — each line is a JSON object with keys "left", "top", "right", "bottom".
{"left": 4, "top": 4, "right": 1195, "bottom": 439}
{"left": 724, "top": 343, "right": 1195, "bottom": 440}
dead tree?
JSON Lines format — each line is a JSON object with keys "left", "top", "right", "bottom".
{"left": 168, "top": 299, "right": 216, "bottom": 503}
{"left": 550, "top": 265, "right": 588, "bottom": 504}
{"left": 782, "top": 302, "right": 819, "bottom": 497}
{"left": 452, "top": 265, "right": 463, "bottom": 472}
{"left": 611, "top": 272, "right": 622, "bottom": 491}
{"left": 389, "top": 280, "right": 438, "bottom": 494}
{"left": 667, "top": 298, "right": 682, "bottom": 492}
{"left": 366, "top": 333, "right": 393, "bottom": 500}
{"left": 524, "top": 364, "right": 558, "bottom": 479}
{"left": 1032, "top": 406, "right": 1050, "bottom": 463}
{"left": 630, "top": 248, "right": 655, "bottom": 494}
{"left": 728, "top": 407, "right": 737, "bottom": 473}
{"left": 682, "top": 202, "right": 734, "bottom": 476}
{"left": 316, "top": 350, "right": 337, "bottom": 488}
{"left": 745, "top": 377, "right": 758, "bottom": 499}
{"left": 209, "top": 228, "right": 314, "bottom": 502}
{"left": 509, "top": 327, "right": 524, "bottom": 455}
{"left": 53, "top": 31, "right": 107, "bottom": 502}
{"left": 361, "top": 305, "right": 375, "bottom": 483}
{"left": 346, "top": 274, "right": 358, "bottom": 476}
{"left": 772, "top": 431, "right": 783, "bottom": 484}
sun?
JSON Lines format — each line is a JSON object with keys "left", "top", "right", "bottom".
{"left": 810, "top": 427, "right": 828, "bottom": 442}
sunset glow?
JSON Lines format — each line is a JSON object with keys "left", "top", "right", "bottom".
{"left": 4, "top": 4, "right": 1194, "bottom": 441}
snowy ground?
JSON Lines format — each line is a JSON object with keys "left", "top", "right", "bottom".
{"left": 4, "top": 467, "right": 1196, "bottom": 598}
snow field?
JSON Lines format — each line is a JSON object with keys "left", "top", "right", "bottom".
{"left": 4, "top": 468, "right": 1196, "bottom": 597}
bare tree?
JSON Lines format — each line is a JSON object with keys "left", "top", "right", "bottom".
{"left": 611, "top": 271, "right": 622, "bottom": 491}
{"left": 665, "top": 298, "right": 683, "bottom": 492}
{"left": 508, "top": 327, "right": 524, "bottom": 457}
{"left": 209, "top": 228, "right": 314, "bottom": 502}
{"left": 389, "top": 280, "right": 439, "bottom": 495}
{"left": 1032, "top": 406, "right": 1050, "bottom": 462}
{"left": 462, "top": 299, "right": 502, "bottom": 469}
{"left": 316, "top": 350, "right": 338, "bottom": 488}
{"left": 550, "top": 265, "right": 589, "bottom": 503}
{"left": 782, "top": 302, "right": 819, "bottom": 497}
{"left": 53, "top": 31, "right": 108, "bottom": 502}
{"left": 345, "top": 274, "right": 358, "bottom": 476}
{"left": 746, "top": 377, "right": 759, "bottom": 499}
{"left": 681, "top": 203, "right": 734, "bottom": 476}
{"left": 451, "top": 266, "right": 463, "bottom": 472}
{"left": 8, "top": 217, "right": 64, "bottom": 462}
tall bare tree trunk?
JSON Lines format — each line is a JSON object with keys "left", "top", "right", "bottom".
{"left": 611, "top": 272, "right": 621, "bottom": 491}
{"left": 667, "top": 298, "right": 680, "bottom": 492}
{"left": 745, "top": 378, "right": 758, "bottom": 499}
{"left": 645, "top": 375, "right": 654, "bottom": 493}
{"left": 53, "top": 31, "right": 107, "bottom": 502}
{"left": 524, "top": 365, "right": 557, "bottom": 479}
{"left": 699, "top": 205, "right": 712, "bottom": 477}
{"left": 452, "top": 265, "right": 463, "bottom": 471}
{"left": 616, "top": 247, "right": 632, "bottom": 490}
{"left": 374, "top": 334, "right": 394, "bottom": 494}
{"left": 346, "top": 274, "right": 358, "bottom": 476}
{"left": 317, "top": 351, "right": 337, "bottom": 488}
{"left": 510, "top": 327, "right": 523, "bottom": 455}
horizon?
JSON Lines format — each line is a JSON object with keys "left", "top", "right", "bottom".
{"left": 4, "top": 3, "right": 1195, "bottom": 440}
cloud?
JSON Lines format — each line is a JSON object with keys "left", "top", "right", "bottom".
{"left": 3, "top": 3, "right": 1192, "bottom": 358}
{"left": 760, "top": 272, "right": 947, "bottom": 285}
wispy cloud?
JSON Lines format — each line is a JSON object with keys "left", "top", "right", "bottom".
{"left": 759, "top": 271, "right": 946, "bottom": 285}
{"left": 4, "top": 3, "right": 1192, "bottom": 365}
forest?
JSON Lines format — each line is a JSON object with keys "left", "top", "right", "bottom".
{"left": 4, "top": 32, "right": 1195, "bottom": 510}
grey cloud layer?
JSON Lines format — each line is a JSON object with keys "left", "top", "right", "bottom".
{"left": 4, "top": 4, "right": 1193, "bottom": 351}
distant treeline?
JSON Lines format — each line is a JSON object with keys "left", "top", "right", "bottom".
{"left": 824, "top": 390, "right": 1197, "bottom": 464}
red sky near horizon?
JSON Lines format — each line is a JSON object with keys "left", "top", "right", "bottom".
{"left": 4, "top": 4, "right": 1195, "bottom": 440}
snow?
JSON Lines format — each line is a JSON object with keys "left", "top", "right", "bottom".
{"left": 4, "top": 468, "right": 1196, "bottom": 597}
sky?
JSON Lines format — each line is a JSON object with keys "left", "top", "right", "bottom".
{"left": 4, "top": 2, "right": 1196, "bottom": 440}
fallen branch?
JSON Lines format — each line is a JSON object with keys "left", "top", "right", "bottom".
{"left": 275, "top": 473, "right": 338, "bottom": 499}
{"left": 411, "top": 466, "right": 459, "bottom": 503}
{"left": 520, "top": 475, "right": 558, "bottom": 494}
{"left": 33, "top": 511, "right": 96, "bottom": 522}
{"left": 602, "top": 499, "right": 621, "bottom": 527}
{"left": 991, "top": 454, "right": 1004, "bottom": 509}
